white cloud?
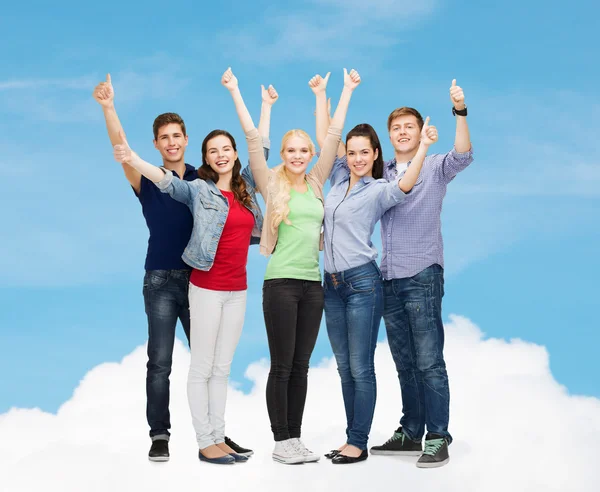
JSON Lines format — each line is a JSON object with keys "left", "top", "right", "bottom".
{"left": 217, "top": 0, "right": 437, "bottom": 64}
{"left": 0, "top": 53, "right": 191, "bottom": 123}
{"left": 2, "top": 315, "right": 599, "bottom": 491}
{"left": 0, "top": 76, "right": 97, "bottom": 91}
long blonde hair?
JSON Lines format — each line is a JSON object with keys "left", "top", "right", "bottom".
{"left": 268, "top": 129, "right": 316, "bottom": 233}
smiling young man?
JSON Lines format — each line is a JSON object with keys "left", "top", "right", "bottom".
{"left": 370, "top": 80, "right": 473, "bottom": 468}
{"left": 93, "top": 74, "right": 255, "bottom": 462}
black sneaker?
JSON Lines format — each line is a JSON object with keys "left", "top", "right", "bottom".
{"left": 225, "top": 436, "right": 253, "bottom": 457}
{"left": 370, "top": 427, "right": 422, "bottom": 456}
{"left": 416, "top": 433, "right": 449, "bottom": 468}
{"left": 148, "top": 439, "right": 170, "bottom": 462}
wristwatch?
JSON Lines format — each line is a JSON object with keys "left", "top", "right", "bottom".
{"left": 452, "top": 105, "right": 468, "bottom": 116}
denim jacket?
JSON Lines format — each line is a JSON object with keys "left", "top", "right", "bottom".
{"left": 155, "top": 165, "right": 264, "bottom": 271}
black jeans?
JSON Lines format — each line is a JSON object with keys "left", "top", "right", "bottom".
{"left": 262, "top": 278, "right": 324, "bottom": 441}
{"left": 143, "top": 269, "right": 191, "bottom": 438}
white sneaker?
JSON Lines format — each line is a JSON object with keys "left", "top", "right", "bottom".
{"left": 290, "top": 438, "right": 320, "bottom": 463}
{"left": 272, "top": 439, "right": 305, "bottom": 464}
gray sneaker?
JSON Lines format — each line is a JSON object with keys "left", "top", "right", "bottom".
{"left": 416, "top": 434, "right": 450, "bottom": 468}
{"left": 370, "top": 427, "right": 422, "bottom": 456}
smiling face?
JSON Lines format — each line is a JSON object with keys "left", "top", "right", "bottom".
{"left": 346, "top": 136, "right": 379, "bottom": 180}
{"left": 388, "top": 115, "right": 422, "bottom": 157}
{"left": 153, "top": 123, "right": 189, "bottom": 164}
{"left": 204, "top": 134, "right": 238, "bottom": 176}
{"left": 280, "top": 131, "right": 315, "bottom": 176}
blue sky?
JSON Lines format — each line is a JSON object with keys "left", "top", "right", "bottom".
{"left": 1, "top": 0, "right": 598, "bottom": 413}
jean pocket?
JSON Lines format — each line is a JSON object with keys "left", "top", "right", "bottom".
{"left": 408, "top": 267, "right": 439, "bottom": 287}
{"left": 144, "top": 270, "right": 169, "bottom": 291}
{"left": 348, "top": 276, "right": 376, "bottom": 293}
{"left": 263, "top": 278, "right": 288, "bottom": 289}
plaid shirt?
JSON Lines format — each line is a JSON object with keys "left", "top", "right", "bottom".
{"left": 380, "top": 147, "right": 474, "bottom": 279}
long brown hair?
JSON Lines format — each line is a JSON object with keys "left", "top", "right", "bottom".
{"left": 199, "top": 130, "right": 252, "bottom": 208}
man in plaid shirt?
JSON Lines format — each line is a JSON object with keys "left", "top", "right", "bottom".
{"left": 370, "top": 80, "right": 473, "bottom": 468}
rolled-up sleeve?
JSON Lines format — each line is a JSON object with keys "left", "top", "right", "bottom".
{"left": 377, "top": 177, "right": 406, "bottom": 215}
{"left": 246, "top": 128, "right": 269, "bottom": 196}
{"left": 329, "top": 155, "right": 350, "bottom": 186}
{"left": 435, "top": 147, "right": 474, "bottom": 183}
{"left": 155, "top": 169, "right": 195, "bottom": 206}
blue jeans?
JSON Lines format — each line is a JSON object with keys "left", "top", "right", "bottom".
{"left": 383, "top": 264, "right": 451, "bottom": 443}
{"left": 324, "top": 261, "right": 383, "bottom": 450}
{"left": 143, "top": 269, "right": 191, "bottom": 438}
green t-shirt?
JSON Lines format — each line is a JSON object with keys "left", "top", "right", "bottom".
{"left": 264, "top": 182, "right": 323, "bottom": 281}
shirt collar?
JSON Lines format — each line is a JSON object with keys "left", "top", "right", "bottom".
{"left": 386, "top": 158, "right": 413, "bottom": 169}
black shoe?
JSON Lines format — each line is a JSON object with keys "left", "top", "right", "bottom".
{"left": 148, "top": 439, "right": 170, "bottom": 462}
{"left": 416, "top": 433, "right": 450, "bottom": 468}
{"left": 324, "top": 449, "right": 341, "bottom": 459}
{"left": 331, "top": 449, "right": 368, "bottom": 464}
{"left": 224, "top": 436, "right": 253, "bottom": 457}
{"left": 370, "top": 427, "right": 422, "bottom": 456}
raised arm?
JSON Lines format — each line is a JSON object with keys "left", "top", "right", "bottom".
{"left": 433, "top": 79, "right": 474, "bottom": 183}
{"left": 310, "top": 68, "right": 361, "bottom": 184}
{"left": 397, "top": 117, "right": 438, "bottom": 192}
{"left": 222, "top": 67, "right": 271, "bottom": 197}
{"left": 93, "top": 74, "right": 142, "bottom": 193}
{"left": 113, "top": 131, "right": 166, "bottom": 183}
{"left": 310, "top": 72, "right": 330, "bottom": 150}
{"left": 450, "top": 79, "right": 471, "bottom": 153}
{"left": 313, "top": 87, "right": 346, "bottom": 158}
{"left": 258, "top": 84, "right": 278, "bottom": 141}
{"left": 113, "top": 132, "right": 195, "bottom": 205}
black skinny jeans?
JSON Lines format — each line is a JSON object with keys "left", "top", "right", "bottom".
{"left": 262, "top": 278, "right": 324, "bottom": 441}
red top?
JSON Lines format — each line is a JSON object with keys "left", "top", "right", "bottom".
{"left": 190, "top": 190, "right": 255, "bottom": 291}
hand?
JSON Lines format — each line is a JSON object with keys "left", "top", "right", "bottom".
{"left": 221, "top": 67, "right": 238, "bottom": 91}
{"left": 343, "top": 68, "right": 361, "bottom": 90}
{"left": 450, "top": 79, "right": 465, "bottom": 110}
{"left": 261, "top": 84, "right": 279, "bottom": 105}
{"left": 113, "top": 130, "right": 135, "bottom": 165}
{"left": 420, "top": 117, "right": 438, "bottom": 146}
{"left": 308, "top": 72, "right": 330, "bottom": 94}
{"left": 93, "top": 73, "right": 114, "bottom": 107}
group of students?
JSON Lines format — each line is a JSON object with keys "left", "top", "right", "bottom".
{"left": 93, "top": 66, "right": 472, "bottom": 469}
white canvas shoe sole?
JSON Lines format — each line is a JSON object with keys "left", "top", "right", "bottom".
{"left": 272, "top": 453, "right": 305, "bottom": 464}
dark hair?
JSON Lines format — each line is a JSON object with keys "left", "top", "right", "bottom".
{"left": 345, "top": 124, "right": 384, "bottom": 179}
{"left": 153, "top": 113, "right": 187, "bottom": 140}
{"left": 386, "top": 107, "right": 424, "bottom": 131}
{"left": 199, "top": 130, "right": 252, "bottom": 208}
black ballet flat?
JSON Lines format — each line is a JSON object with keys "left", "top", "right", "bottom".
{"left": 324, "top": 449, "right": 341, "bottom": 459}
{"left": 331, "top": 449, "right": 368, "bottom": 464}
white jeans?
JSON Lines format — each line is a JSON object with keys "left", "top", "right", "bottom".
{"left": 187, "top": 285, "right": 247, "bottom": 449}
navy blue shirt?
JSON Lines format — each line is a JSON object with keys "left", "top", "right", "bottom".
{"left": 135, "top": 164, "right": 197, "bottom": 271}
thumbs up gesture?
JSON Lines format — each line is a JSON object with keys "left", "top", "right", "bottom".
{"left": 308, "top": 72, "right": 331, "bottom": 94}
{"left": 221, "top": 67, "right": 239, "bottom": 91}
{"left": 93, "top": 74, "right": 114, "bottom": 108}
{"left": 262, "top": 84, "right": 279, "bottom": 105}
{"left": 343, "top": 68, "right": 361, "bottom": 90}
{"left": 449, "top": 79, "right": 465, "bottom": 110}
{"left": 420, "top": 117, "right": 438, "bottom": 146}
{"left": 113, "top": 130, "right": 135, "bottom": 165}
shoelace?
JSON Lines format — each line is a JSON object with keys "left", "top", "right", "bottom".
{"left": 291, "top": 438, "right": 312, "bottom": 456}
{"left": 282, "top": 440, "right": 300, "bottom": 455}
{"left": 384, "top": 432, "right": 405, "bottom": 446}
{"left": 422, "top": 438, "right": 445, "bottom": 456}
